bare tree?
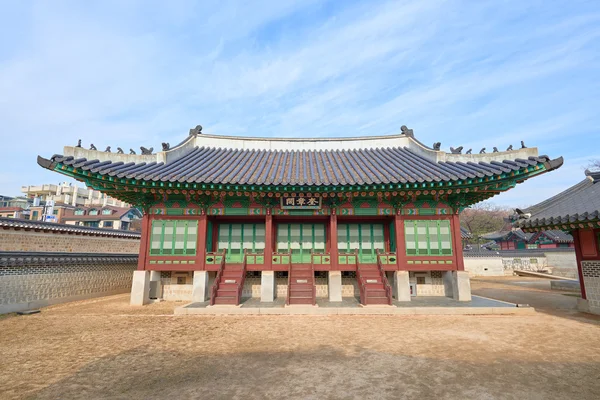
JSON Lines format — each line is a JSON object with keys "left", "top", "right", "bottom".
{"left": 588, "top": 159, "right": 600, "bottom": 170}
{"left": 460, "top": 201, "right": 512, "bottom": 239}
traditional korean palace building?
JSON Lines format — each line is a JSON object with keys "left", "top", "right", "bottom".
{"left": 38, "top": 125, "right": 562, "bottom": 307}
{"left": 481, "top": 228, "right": 573, "bottom": 250}
{"left": 514, "top": 169, "right": 600, "bottom": 315}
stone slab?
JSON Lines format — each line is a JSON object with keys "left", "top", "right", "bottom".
{"left": 174, "top": 295, "right": 532, "bottom": 316}
{"left": 175, "top": 304, "right": 534, "bottom": 316}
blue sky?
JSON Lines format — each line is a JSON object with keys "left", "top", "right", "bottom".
{"left": 1, "top": 0, "right": 598, "bottom": 207}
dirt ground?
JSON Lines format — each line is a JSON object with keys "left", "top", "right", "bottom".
{"left": 1, "top": 277, "right": 599, "bottom": 400}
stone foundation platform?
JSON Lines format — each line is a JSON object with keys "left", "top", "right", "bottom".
{"left": 174, "top": 295, "right": 533, "bottom": 316}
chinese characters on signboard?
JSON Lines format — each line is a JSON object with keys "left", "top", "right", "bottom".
{"left": 280, "top": 196, "right": 322, "bottom": 209}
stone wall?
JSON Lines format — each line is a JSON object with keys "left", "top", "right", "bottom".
{"left": 342, "top": 274, "right": 359, "bottom": 297}
{"left": 242, "top": 273, "right": 261, "bottom": 298}
{"left": 0, "top": 230, "right": 140, "bottom": 254}
{"left": 160, "top": 271, "right": 215, "bottom": 301}
{"left": 0, "top": 261, "right": 137, "bottom": 314}
{"left": 501, "top": 256, "right": 548, "bottom": 273}
{"left": 410, "top": 271, "right": 445, "bottom": 296}
{"left": 546, "top": 251, "right": 578, "bottom": 278}
{"left": 464, "top": 257, "right": 506, "bottom": 276}
{"left": 464, "top": 250, "right": 577, "bottom": 278}
{"left": 581, "top": 261, "right": 600, "bottom": 315}
{"left": 276, "top": 276, "right": 288, "bottom": 298}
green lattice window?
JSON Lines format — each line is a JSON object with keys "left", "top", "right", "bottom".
{"left": 338, "top": 223, "right": 385, "bottom": 263}
{"left": 150, "top": 220, "right": 198, "bottom": 256}
{"left": 277, "top": 223, "right": 325, "bottom": 263}
{"left": 404, "top": 220, "right": 452, "bottom": 256}
{"left": 217, "top": 223, "right": 265, "bottom": 262}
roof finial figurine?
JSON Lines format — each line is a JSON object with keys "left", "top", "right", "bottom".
{"left": 466, "top": 148, "right": 472, "bottom": 154}
{"left": 493, "top": 147, "right": 499, "bottom": 153}
{"left": 514, "top": 208, "right": 531, "bottom": 219}
{"left": 521, "top": 140, "right": 527, "bottom": 148}
{"left": 190, "top": 124, "right": 203, "bottom": 136}
{"left": 140, "top": 146, "right": 153, "bottom": 155}
{"left": 162, "top": 142, "right": 170, "bottom": 151}
{"left": 450, "top": 146, "right": 463, "bottom": 154}
{"left": 117, "top": 147, "right": 124, "bottom": 154}
{"left": 76, "top": 139, "right": 82, "bottom": 148}
{"left": 129, "top": 148, "right": 136, "bottom": 155}
{"left": 400, "top": 125, "right": 414, "bottom": 138}
{"left": 104, "top": 146, "right": 111, "bottom": 152}
{"left": 479, "top": 148, "right": 486, "bottom": 154}
{"left": 433, "top": 142, "right": 441, "bottom": 150}
{"left": 507, "top": 144, "right": 513, "bottom": 151}
{"left": 90, "top": 144, "right": 97, "bottom": 150}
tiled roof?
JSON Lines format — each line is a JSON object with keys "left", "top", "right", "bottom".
{"left": 43, "top": 147, "right": 559, "bottom": 187}
{"left": 481, "top": 229, "right": 534, "bottom": 241}
{"left": 0, "top": 217, "right": 141, "bottom": 238}
{"left": 0, "top": 252, "right": 138, "bottom": 267}
{"left": 538, "top": 230, "right": 573, "bottom": 243}
{"left": 63, "top": 206, "right": 137, "bottom": 221}
{"left": 460, "top": 226, "right": 472, "bottom": 239}
{"left": 515, "top": 170, "right": 600, "bottom": 229}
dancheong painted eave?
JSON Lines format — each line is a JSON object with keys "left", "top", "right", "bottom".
{"left": 37, "top": 125, "right": 563, "bottom": 194}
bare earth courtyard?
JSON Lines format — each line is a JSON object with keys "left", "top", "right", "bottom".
{"left": 1, "top": 277, "right": 599, "bottom": 400}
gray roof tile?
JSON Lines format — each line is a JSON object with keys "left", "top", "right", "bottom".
{"left": 515, "top": 170, "right": 600, "bottom": 229}
{"left": 43, "top": 146, "right": 559, "bottom": 187}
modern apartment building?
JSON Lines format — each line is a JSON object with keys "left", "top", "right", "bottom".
{"left": 21, "top": 182, "right": 129, "bottom": 208}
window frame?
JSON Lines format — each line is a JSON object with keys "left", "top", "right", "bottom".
{"left": 404, "top": 219, "right": 453, "bottom": 256}
{"left": 149, "top": 220, "right": 198, "bottom": 256}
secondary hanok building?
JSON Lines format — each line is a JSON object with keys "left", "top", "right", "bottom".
{"left": 514, "top": 169, "right": 600, "bottom": 315}
{"left": 481, "top": 228, "right": 573, "bottom": 250}
{"left": 38, "top": 125, "right": 562, "bottom": 306}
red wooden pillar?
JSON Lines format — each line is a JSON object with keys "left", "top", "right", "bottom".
{"left": 265, "top": 210, "right": 273, "bottom": 270}
{"left": 330, "top": 210, "right": 338, "bottom": 269}
{"left": 394, "top": 211, "right": 407, "bottom": 270}
{"left": 137, "top": 213, "right": 151, "bottom": 270}
{"left": 572, "top": 229, "right": 587, "bottom": 300}
{"left": 451, "top": 213, "right": 465, "bottom": 271}
{"left": 195, "top": 211, "right": 208, "bottom": 270}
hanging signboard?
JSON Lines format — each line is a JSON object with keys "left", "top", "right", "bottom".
{"left": 281, "top": 196, "right": 322, "bottom": 210}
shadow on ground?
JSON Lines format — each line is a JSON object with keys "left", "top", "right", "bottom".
{"left": 32, "top": 347, "right": 600, "bottom": 400}
{"left": 472, "top": 277, "right": 600, "bottom": 325}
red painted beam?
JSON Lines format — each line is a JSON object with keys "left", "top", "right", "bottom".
{"left": 329, "top": 211, "right": 339, "bottom": 270}
{"left": 194, "top": 212, "right": 208, "bottom": 270}
{"left": 572, "top": 229, "right": 587, "bottom": 300}
{"left": 451, "top": 213, "right": 465, "bottom": 271}
{"left": 137, "top": 213, "right": 151, "bottom": 271}
{"left": 394, "top": 212, "right": 408, "bottom": 271}
{"left": 264, "top": 211, "right": 273, "bottom": 270}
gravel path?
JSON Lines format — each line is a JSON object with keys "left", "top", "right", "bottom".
{"left": 1, "top": 277, "right": 599, "bottom": 399}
